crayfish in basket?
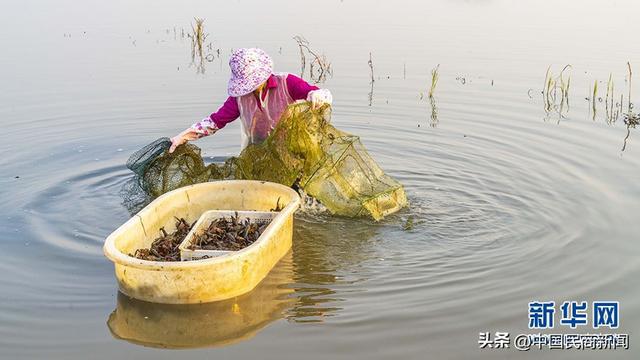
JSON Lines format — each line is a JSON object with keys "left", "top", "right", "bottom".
{"left": 130, "top": 217, "right": 194, "bottom": 262}
{"left": 188, "top": 212, "right": 270, "bottom": 251}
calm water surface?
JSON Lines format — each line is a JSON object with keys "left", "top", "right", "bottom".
{"left": 1, "top": 0, "right": 639, "bottom": 359}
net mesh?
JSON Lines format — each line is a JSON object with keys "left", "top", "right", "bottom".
{"left": 126, "top": 137, "right": 172, "bottom": 178}
{"left": 126, "top": 103, "right": 407, "bottom": 220}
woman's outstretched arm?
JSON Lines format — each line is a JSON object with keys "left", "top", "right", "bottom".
{"left": 169, "top": 97, "right": 240, "bottom": 153}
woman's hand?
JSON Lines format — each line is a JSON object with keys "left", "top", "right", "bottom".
{"left": 169, "top": 128, "right": 200, "bottom": 153}
{"left": 170, "top": 117, "right": 220, "bottom": 153}
{"left": 308, "top": 89, "right": 333, "bottom": 110}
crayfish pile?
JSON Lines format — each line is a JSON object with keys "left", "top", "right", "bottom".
{"left": 188, "top": 213, "right": 269, "bottom": 251}
{"left": 131, "top": 217, "right": 193, "bottom": 261}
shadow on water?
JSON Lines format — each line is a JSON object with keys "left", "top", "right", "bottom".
{"left": 107, "top": 212, "right": 380, "bottom": 348}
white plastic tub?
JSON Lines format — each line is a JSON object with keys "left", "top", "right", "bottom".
{"left": 179, "top": 210, "right": 277, "bottom": 261}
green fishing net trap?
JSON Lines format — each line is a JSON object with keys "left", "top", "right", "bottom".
{"left": 126, "top": 103, "right": 407, "bottom": 220}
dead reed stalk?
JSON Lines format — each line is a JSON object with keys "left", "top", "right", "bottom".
{"left": 293, "top": 36, "right": 332, "bottom": 84}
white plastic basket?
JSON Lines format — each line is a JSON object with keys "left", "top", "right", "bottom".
{"left": 179, "top": 210, "right": 277, "bottom": 261}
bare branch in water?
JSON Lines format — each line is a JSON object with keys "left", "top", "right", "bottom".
{"left": 293, "top": 35, "right": 332, "bottom": 84}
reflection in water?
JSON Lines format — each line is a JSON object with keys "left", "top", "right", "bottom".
{"left": 189, "top": 18, "right": 208, "bottom": 74}
{"left": 538, "top": 63, "right": 636, "bottom": 151}
{"left": 107, "top": 252, "right": 296, "bottom": 349}
{"left": 603, "top": 74, "right": 625, "bottom": 125}
{"left": 285, "top": 215, "right": 379, "bottom": 323}
{"left": 587, "top": 79, "right": 625, "bottom": 125}
{"left": 622, "top": 112, "right": 638, "bottom": 152}
{"left": 418, "top": 93, "right": 438, "bottom": 126}
{"left": 107, "top": 214, "right": 380, "bottom": 347}
{"left": 172, "top": 18, "right": 220, "bottom": 74}
{"left": 428, "top": 96, "right": 439, "bottom": 128}
{"left": 421, "top": 63, "right": 440, "bottom": 127}
{"left": 542, "top": 65, "right": 571, "bottom": 122}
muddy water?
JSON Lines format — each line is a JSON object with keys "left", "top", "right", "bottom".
{"left": 0, "top": 0, "right": 639, "bottom": 359}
